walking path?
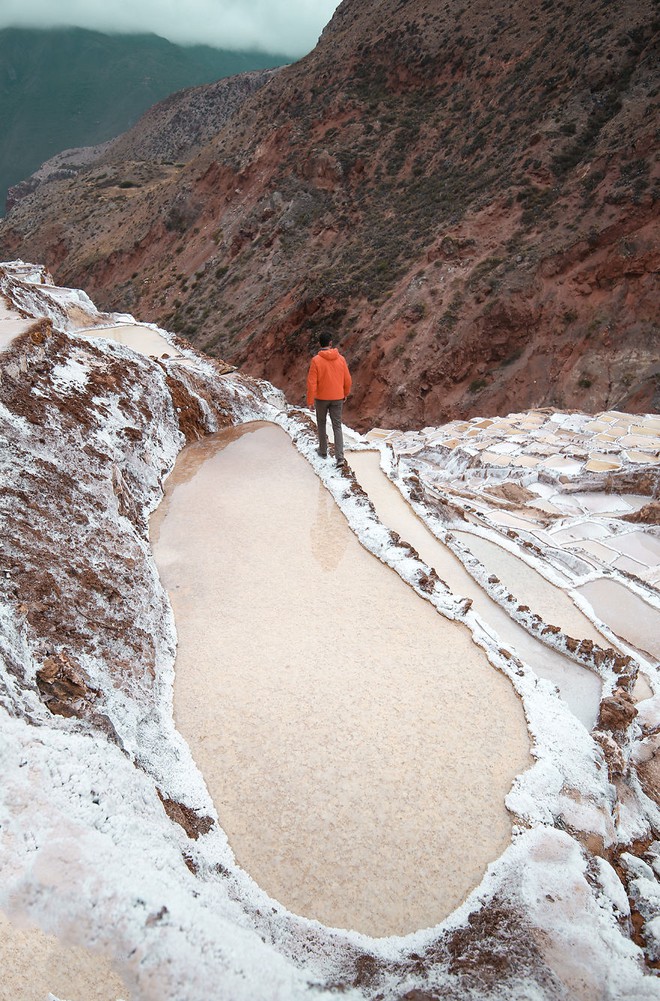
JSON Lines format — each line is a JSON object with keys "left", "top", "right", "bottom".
{"left": 150, "top": 422, "right": 530, "bottom": 937}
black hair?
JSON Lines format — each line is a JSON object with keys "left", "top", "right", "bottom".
{"left": 319, "top": 331, "right": 333, "bottom": 348}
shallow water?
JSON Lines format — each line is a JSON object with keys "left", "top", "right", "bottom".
{"left": 151, "top": 423, "right": 530, "bottom": 937}
{"left": 0, "top": 911, "right": 129, "bottom": 1001}
{"left": 77, "top": 323, "right": 180, "bottom": 358}
{"left": 452, "top": 533, "right": 607, "bottom": 648}
{"left": 0, "top": 302, "right": 32, "bottom": 351}
{"left": 348, "top": 452, "right": 602, "bottom": 729}
{"left": 577, "top": 578, "right": 660, "bottom": 663}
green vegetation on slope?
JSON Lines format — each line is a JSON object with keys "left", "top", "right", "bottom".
{"left": 0, "top": 26, "right": 288, "bottom": 213}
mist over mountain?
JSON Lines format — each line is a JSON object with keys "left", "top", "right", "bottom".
{"left": 0, "top": 0, "right": 657, "bottom": 430}
{"left": 0, "top": 26, "right": 288, "bottom": 214}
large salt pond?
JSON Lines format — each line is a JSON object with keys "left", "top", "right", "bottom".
{"left": 348, "top": 451, "right": 603, "bottom": 729}
{"left": 150, "top": 423, "right": 530, "bottom": 937}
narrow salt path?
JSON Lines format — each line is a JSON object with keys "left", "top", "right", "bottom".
{"left": 150, "top": 422, "right": 530, "bottom": 937}
{"left": 348, "top": 451, "right": 603, "bottom": 729}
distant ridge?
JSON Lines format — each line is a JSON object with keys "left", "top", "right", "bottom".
{"left": 0, "top": 26, "right": 288, "bottom": 213}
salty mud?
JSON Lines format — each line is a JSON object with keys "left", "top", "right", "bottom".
{"left": 348, "top": 451, "right": 603, "bottom": 729}
{"left": 76, "top": 323, "right": 181, "bottom": 358}
{"left": 150, "top": 423, "right": 530, "bottom": 937}
{"left": 577, "top": 578, "right": 660, "bottom": 663}
{"left": 0, "top": 911, "right": 129, "bottom": 1001}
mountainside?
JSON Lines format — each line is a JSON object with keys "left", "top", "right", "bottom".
{"left": 4, "top": 67, "right": 282, "bottom": 214}
{"left": 0, "top": 27, "right": 288, "bottom": 214}
{"left": 0, "top": 0, "right": 657, "bottom": 430}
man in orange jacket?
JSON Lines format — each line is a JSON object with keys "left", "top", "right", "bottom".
{"left": 306, "top": 331, "right": 352, "bottom": 466}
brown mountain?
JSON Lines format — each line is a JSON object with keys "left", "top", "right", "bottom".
{"left": 1, "top": 0, "right": 657, "bottom": 431}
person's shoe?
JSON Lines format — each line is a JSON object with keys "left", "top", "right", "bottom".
{"left": 316, "top": 448, "right": 327, "bottom": 458}
{"left": 335, "top": 457, "right": 347, "bottom": 468}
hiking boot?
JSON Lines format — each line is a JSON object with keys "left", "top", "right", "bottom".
{"left": 335, "top": 457, "right": 347, "bottom": 468}
{"left": 316, "top": 448, "right": 327, "bottom": 458}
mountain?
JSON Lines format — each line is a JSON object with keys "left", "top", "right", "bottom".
{"left": 4, "top": 67, "right": 282, "bottom": 214}
{"left": 0, "top": 0, "right": 657, "bottom": 430}
{"left": 0, "top": 26, "right": 288, "bottom": 214}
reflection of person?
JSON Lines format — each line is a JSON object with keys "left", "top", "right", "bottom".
{"left": 309, "top": 480, "right": 349, "bottom": 571}
{"left": 306, "top": 331, "right": 352, "bottom": 467}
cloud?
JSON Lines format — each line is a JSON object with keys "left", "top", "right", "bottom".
{"left": 0, "top": 0, "right": 341, "bottom": 57}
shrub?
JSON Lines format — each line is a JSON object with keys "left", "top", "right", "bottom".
{"left": 469, "top": 378, "right": 487, "bottom": 392}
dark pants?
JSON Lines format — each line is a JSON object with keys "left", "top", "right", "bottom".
{"left": 315, "top": 399, "right": 344, "bottom": 461}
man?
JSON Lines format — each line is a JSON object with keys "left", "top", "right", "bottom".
{"left": 306, "top": 331, "right": 352, "bottom": 467}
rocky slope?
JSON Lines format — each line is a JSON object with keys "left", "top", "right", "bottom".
{"left": 0, "top": 0, "right": 657, "bottom": 431}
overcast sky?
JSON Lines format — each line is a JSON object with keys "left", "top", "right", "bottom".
{"left": 0, "top": 0, "right": 342, "bottom": 57}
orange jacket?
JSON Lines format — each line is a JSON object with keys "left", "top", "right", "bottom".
{"left": 306, "top": 348, "right": 352, "bottom": 407}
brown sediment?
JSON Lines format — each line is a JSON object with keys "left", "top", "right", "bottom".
{"left": 157, "top": 790, "right": 214, "bottom": 840}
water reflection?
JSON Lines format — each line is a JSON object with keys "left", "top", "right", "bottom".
{"left": 310, "top": 480, "right": 349, "bottom": 572}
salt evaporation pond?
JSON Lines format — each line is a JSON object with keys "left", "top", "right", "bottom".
{"left": 577, "top": 578, "right": 660, "bottom": 663}
{"left": 0, "top": 911, "right": 130, "bottom": 1001}
{"left": 451, "top": 533, "right": 606, "bottom": 647}
{"left": 150, "top": 423, "right": 530, "bottom": 937}
{"left": 77, "top": 323, "right": 181, "bottom": 358}
{"left": 0, "top": 300, "right": 33, "bottom": 351}
{"left": 348, "top": 451, "right": 603, "bottom": 729}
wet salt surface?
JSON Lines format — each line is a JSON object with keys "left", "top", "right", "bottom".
{"left": 577, "top": 578, "right": 660, "bottom": 663}
{"left": 451, "top": 533, "right": 607, "bottom": 648}
{"left": 150, "top": 423, "right": 530, "bottom": 937}
{"left": 76, "top": 323, "right": 181, "bottom": 358}
{"left": 348, "top": 451, "right": 603, "bottom": 729}
{"left": 0, "top": 300, "right": 33, "bottom": 351}
{"left": 0, "top": 911, "right": 129, "bottom": 1001}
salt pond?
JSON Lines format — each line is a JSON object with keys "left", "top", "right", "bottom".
{"left": 348, "top": 451, "right": 603, "bottom": 729}
{"left": 76, "top": 323, "right": 181, "bottom": 358}
{"left": 577, "top": 578, "right": 660, "bottom": 663}
{"left": 150, "top": 423, "right": 530, "bottom": 937}
{"left": 0, "top": 911, "right": 129, "bottom": 1001}
{"left": 0, "top": 300, "right": 33, "bottom": 351}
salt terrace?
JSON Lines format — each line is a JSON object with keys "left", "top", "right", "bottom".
{"left": 365, "top": 411, "right": 660, "bottom": 588}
